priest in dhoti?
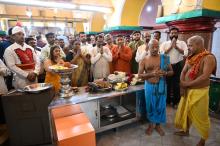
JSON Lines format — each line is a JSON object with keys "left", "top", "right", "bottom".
{"left": 139, "top": 39, "right": 173, "bottom": 136}
{"left": 174, "top": 36, "right": 216, "bottom": 146}
{"left": 3, "top": 26, "right": 40, "bottom": 89}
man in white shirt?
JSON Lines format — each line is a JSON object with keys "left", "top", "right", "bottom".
{"left": 134, "top": 32, "right": 151, "bottom": 122}
{"left": 90, "top": 35, "right": 112, "bottom": 79}
{"left": 135, "top": 32, "right": 151, "bottom": 63}
{"left": 160, "top": 27, "right": 188, "bottom": 108}
{"left": 79, "top": 32, "right": 92, "bottom": 55}
{"left": 40, "top": 32, "right": 66, "bottom": 62}
{"left": 153, "top": 31, "right": 161, "bottom": 42}
{"left": 3, "top": 26, "right": 40, "bottom": 89}
{"left": 25, "top": 37, "right": 41, "bottom": 57}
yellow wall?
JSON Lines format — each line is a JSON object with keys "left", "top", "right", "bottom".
{"left": 76, "top": 22, "right": 84, "bottom": 32}
{"left": 162, "top": 0, "right": 220, "bottom": 16}
{"left": 120, "top": 0, "right": 145, "bottom": 26}
{"left": 162, "top": 0, "right": 197, "bottom": 16}
{"left": 91, "top": 13, "right": 105, "bottom": 32}
{"left": 5, "top": 5, "right": 39, "bottom": 16}
{"left": 203, "top": 0, "right": 220, "bottom": 11}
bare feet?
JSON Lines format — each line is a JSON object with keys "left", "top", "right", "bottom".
{"left": 155, "top": 125, "right": 165, "bottom": 136}
{"left": 174, "top": 130, "right": 189, "bottom": 136}
{"left": 145, "top": 125, "right": 154, "bottom": 136}
{"left": 196, "top": 138, "right": 205, "bottom": 146}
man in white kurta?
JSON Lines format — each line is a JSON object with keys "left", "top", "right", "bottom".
{"left": 40, "top": 32, "right": 66, "bottom": 62}
{"left": 135, "top": 32, "right": 151, "bottom": 121}
{"left": 90, "top": 35, "right": 112, "bottom": 79}
{"left": 135, "top": 32, "right": 151, "bottom": 63}
{"left": 159, "top": 27, "right": 188, "bottom": 107}
{"left": 79, "top": 32, "right": 92, "bottom": 55}
{"left": 4, "top": 26, "right": 40, "bottom": 89}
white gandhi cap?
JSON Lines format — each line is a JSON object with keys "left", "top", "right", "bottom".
{"left": 12, "top": 26, "right": 25, "bottom": 35}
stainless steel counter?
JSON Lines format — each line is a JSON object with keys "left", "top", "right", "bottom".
{"left": 48, "top": 84, "right": 145, "bottom": 136}
{"left": 49, "top": 84, "right": 144, "bottom": 109}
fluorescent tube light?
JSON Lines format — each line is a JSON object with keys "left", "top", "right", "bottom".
{"left": 0, "top": 0, "right": 113, "bottom": 13}
{"left": 0, "top": 0, "right": 77, "bottom": 10}
{"left": 79, "top": 5, "right": 113, "bottom": 13}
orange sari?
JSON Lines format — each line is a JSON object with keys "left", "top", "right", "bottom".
{"left": 45, "top": 71, "right": 61, "bottom": 93}
{"left": 44, "top": 60, "right": 63, "bottom": 93}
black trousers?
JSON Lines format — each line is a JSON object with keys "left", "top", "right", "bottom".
{"left": 166, "top": 61, "right": 183, "bottom": 105}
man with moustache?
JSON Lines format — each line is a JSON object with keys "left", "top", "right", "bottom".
{"left": 63, "top": 34, "right": 76, "bottom": 55}
{"left": 139, "top": 39, "right": 173, "bottom": 136}
{"left": 58, "top": 38, "right": 65, "bottom": 50}
{"left": 153, "top": 31, "right": 161, "bottom": 42}
{"left": 129, "top": 31, "right": 144, "bottom": 74}
{"left": 160, "top": 27, "right": 188, "bottom": 108}
{"left": 135, "top": 32, "right": 151, "bottom": 121}
{"left": 79, "top": 32, "right": 92, "bottom": 55}
{"left": 25, "top": 37, "right": 41, "bottom": 55}
{"left": 174, "top": 35, "right": 216, "bottom": 146}
{"left": 135, "top": 32, "right": 151, "bottom": 63}
{"left": 90, "top": 35, "right": 96, "bottom": 47}
{"left": 40, "top": 32, "right": 66, "bottom": 62}
{"left": 105, "top": 34, "right": 116, "bottom": 73}
{"left": 90, "top": 35, "right": 112, "bottom": 79}
{"left": 3, "top": 26, "right": 40, "bottom": 89}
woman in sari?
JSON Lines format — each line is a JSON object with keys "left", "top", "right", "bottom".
{"left": 44, "top": 45, "right": 64, "bottom": 93}
{"left": 66, "top": 41, "right": 91, "bottom": 87}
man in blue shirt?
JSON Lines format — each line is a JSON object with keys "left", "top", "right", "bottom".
{"left": 0, "top": 28, "right": 14, "bottom": 60}
{"left": 0, "top": 27, "right": 14, "bottom": 90}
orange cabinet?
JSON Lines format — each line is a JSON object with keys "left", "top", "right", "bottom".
{"left": 54, "top": 113, "right": 96, "bottom": 146}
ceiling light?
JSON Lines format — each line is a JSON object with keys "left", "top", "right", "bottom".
{"left": 146, "top": 6, "right": 152, "bottom": 12}
{"left": 0, "top": 0, "right": 113, "bottom": 13}
{"left": 0, "top": 0, "right": 77, "bottom": 10}
{"left": 79, "top": 5, "right": 113, "bottom": 13}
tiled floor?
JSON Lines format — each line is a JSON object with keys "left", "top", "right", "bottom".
{"left": 1, "top": 107, "right": 219, "bottom": 146}
{"left": 96, "top": 106, "right": 220, "bottom": 146}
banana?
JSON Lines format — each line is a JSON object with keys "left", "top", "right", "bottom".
{"left": 115, "top": 82, "right": 127, "bottom": 90}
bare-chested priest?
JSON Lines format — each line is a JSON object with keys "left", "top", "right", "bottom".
{"left": 138, "top": 39, "right": 173, "bottom": 136}
{"left": 174, "top": 35, "right": 216, "bottom": 146}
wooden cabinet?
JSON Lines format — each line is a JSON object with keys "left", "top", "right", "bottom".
{"left": 1, "top": 89, "right": 54, "bottom": 146}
